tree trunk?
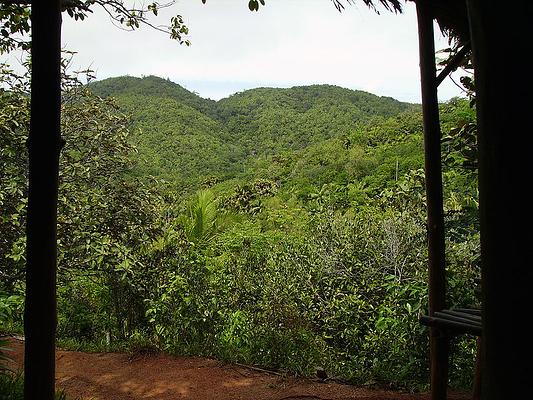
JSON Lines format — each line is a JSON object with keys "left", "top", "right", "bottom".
{"left": 24, "top": 1, "right": 62, "bottom": 399}
{"left": 466, "top": 1, "right": 533, "bottom": 398}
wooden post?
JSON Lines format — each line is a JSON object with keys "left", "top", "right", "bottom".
{"left": 466, "top": 1, "right": 533, "bottom": 398}
{"left": 415, "top": 2, "right": 448, "bottom": 400}
{"left": 24, "top": 1, "right": 62, "bottom": 399}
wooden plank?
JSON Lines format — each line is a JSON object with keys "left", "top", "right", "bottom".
{"left": 420, "top": 315, "right": 482, "bottom": 336}
{"left": 434, "top": 311, "right": 482, "bottom": 326}
{"left": 439, "top": 310, "right": 482, "bottom": 323}
{"left": 454, "top": 308, "right": 482, "bottom": 316}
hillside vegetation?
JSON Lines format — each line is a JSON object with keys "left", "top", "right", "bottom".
{"left": 89, "top": 76, "right": 417, "bottom": 187}
{"left": 2, "top": 74, "right": 479, "bottom": 391}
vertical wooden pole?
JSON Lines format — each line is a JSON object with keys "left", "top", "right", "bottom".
{"left": 466, "top": 1, "right": 533, "bottom": 398}
{"left": 24, "top": 1, "right": 62, "bottom": 399}
{"left": 415, "top": 2, "right": 448, "bottom": 400}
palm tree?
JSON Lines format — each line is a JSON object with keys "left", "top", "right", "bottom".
{"left": 180, "top": 189, "right": 218, "bottom": 245}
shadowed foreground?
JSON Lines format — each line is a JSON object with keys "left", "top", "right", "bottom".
{"left": 8, "top": 339, "right": 469, "bottom": 400}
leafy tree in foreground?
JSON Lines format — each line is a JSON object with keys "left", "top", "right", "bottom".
{"left": 0, "top": 65, "right": 164, "bottom": 339}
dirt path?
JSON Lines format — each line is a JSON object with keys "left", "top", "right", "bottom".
{"left": 6, "top": 339, "right": 468, "bottom": 400}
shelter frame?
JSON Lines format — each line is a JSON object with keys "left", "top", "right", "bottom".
{"left": 20, "top": 1, "right": 533, "bottom": 399}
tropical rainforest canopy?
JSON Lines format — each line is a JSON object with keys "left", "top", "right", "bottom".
{"left": 1, "top": 70, "right": 480, "bottom": 390}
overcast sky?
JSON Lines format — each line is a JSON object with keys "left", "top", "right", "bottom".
{"left": 58, "top": 0, "right": 464, "bottom": 103}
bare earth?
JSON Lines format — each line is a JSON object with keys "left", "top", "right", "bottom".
{"left": 7, "top": 339, "right": 469, "bottom": 400}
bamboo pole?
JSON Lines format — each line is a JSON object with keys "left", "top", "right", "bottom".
{"left": 24, "top": 1, "right": 62, "bottom": 399}
{"left": 415, "top": 2, "right": 448, "bottom": 400}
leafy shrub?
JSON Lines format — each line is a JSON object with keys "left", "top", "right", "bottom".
{"left": 0, "top": 372, "right": 67, "bottom": 400}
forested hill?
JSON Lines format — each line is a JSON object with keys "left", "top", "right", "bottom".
{"left": 89, "top": 75, "right": 218, "bottom": 118}
{"left": 2, "top": 71, "right": 478, "bottom": 392}
{"left": 89, "top": 75, "right": 417, "bottom": 187}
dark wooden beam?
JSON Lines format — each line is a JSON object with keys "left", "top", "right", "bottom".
{"left": 436, "top": 43, "right": 471, "bottom": 87}
{"left": 419, "top": 315, "right": 482, "bottom": 336}
{"left": 24, "top": 1, "right": 62, "bottom": 399}
{"left": 466, "top": 1, "right": 533, "bottom": 398}
{"left": 415, "top": 2, "right": 448, "bottom": 400}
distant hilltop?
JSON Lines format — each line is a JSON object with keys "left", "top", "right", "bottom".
{"left": 88, "top": 75, "right": 419, "bottom": 186}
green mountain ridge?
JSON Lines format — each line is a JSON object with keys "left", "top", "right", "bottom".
{"left": 2, "top": 72, "right": 478, "bottom": 389}
{"left": 90, "top": 75, "right": 218, "bottom": 118}
{"left": 89, "top": 75, "right": 418, "bottom": 188}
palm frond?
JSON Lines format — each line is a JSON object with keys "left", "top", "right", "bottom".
{"left": 331, "top": 0, "right": 403, "bottom": 14}
{"left": 183, "top": 189, "right": 218, "bottom": 244}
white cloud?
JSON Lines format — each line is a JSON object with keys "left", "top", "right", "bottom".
{"left": 60, "top": 0, "right": 465, "bottom": 102}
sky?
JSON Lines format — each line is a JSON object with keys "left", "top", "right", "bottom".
{"left": 57, "top": 0, "right": 465, "bottom": 103}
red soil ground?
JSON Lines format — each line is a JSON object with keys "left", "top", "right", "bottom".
{"left": 7, "top": 338, "right": 469, "bottom": 400}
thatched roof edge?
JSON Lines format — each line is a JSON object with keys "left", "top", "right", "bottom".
{"left": 338, "top": 0, "right": 470, "bottom": 45}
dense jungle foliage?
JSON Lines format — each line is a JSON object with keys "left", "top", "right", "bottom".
{"left": 1, "top": 73, "right": 479, "bottom": 390}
